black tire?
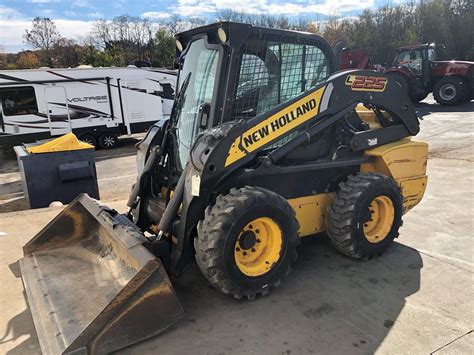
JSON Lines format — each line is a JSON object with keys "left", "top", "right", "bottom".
{"left": 387, "top": 72, "right": 410, "bottom": 94}
{"left": 410, "top": 91, "right": 428, "bottom": 103}
{"left": 98, "top": 132, "right": 118, "bottom": 149}
{"left": 78, "top": 133, "right": 97, "bottom": 147}
{"left": 326, "top": 173, "right": 403, "bottom": 260}
{"left": 433, "top": 77, "right": 466, "bottom": 105}
{"left": 195, "top": 186, "right": 300, "bottom": 300}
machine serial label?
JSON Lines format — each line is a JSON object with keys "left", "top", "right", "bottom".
{"left": 345, "top": 75, "right": 387, "bottom": 92}
{"left": 225, "top": 87, "right": 326, "bottom": 167}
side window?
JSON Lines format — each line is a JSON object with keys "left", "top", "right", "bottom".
{"left": 304, "top": 45, "right": 329, "bottom": 90}
{"left": 397, "top": 50, "right": 410, "bottom": 65}
{"left": 428, "top": 48, "right": 436, "bottom": 61}
{"left": 1, "top": 87, "right": 38, "bottom": 116}
{"left": 236, "top": 54, "right": 269, "bottom": 98}
{"left": 408, "top": 49, "right": 422, "bottom": 75}
{"left": 232, "top": 41, "right": 330, "bottom": 120}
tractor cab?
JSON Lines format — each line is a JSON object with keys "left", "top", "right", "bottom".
{"left": 392, "top": 43, "right": 446, "bottom": 76}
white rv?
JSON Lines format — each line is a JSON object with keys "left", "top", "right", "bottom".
{"left": 0, "top": 66, "right": 176, "bottom": 149}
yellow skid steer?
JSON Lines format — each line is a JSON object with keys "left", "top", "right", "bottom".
{"left": 19, "top": 22, "right": 428, "bottom": 354}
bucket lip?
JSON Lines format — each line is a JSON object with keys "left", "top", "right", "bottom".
{"left": 20, "top": 253, "right": 183, "bottom": 355}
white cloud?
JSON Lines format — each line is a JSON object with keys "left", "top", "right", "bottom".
{"left": 0, "top": 18, "right": 95, "bottom": 53}
{"left": 38, "top": 8, "right": 57, "bottom": 17}
{"left": 73, "top": 0, "right": 93, "bottom": 8}
{"left": 88, "top": 11, "right": 104, "bottom": 18}
{"left": 28, "top": 0, "right": 61, "bottom": 3}
{"left": 142, "top": 11, "right": 172, "bottom": 20}
{"left": 173, "top": 0, "right": 375, "bottom": 17}
{"left": 0, "top": 5, "right": 23, "bottom": 19}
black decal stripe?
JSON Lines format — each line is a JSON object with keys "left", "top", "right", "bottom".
{"left": 47, "top": 71, "right": 98, "bottom": 85}
{"left": 0, "top": 74, "right": 29, "bottom": 83}
{"left": 49, "top": 102, "right": 109, "bottom": 116}
{"left": 4, "top": 122, "right": 53, "bottom": 130}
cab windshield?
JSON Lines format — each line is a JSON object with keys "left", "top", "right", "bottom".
{"left": 174, "top": 38, "right": 220, "bottom": 168}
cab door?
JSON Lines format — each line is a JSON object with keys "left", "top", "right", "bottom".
{"left": 44, "top": 86, "right": 72, "bottom": 136}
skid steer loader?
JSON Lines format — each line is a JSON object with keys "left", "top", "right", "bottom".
{"left": 19, "top": 22, "right": 428, "bottom": 354}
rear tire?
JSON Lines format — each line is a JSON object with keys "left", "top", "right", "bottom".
{"left": 411, "top": 90, "right": 428, "bottom": 103}
{"left": 433, "top": 77, "right": 466, "bottom": 105}
{"left": 387, "top": 72, "right": 410, "bottom": 95}
{"left": 195, "top": 186, "right": 300, "bottom": 300}
{"left": 78, "top": 133, "right": 97, "bottom": 147}
{"left": 326, "top": 173, "right": 403, "bottom": 260}
{"left": 98, "top": 132, "right": 118, "bottom": 149}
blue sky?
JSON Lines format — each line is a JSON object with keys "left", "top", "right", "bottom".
{"left": 1, "top": 0, "right": 406, "bottom": 53}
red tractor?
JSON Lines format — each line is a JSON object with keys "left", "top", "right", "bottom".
{"left": 385, "top": 43, "right": 474, "bottom": 105}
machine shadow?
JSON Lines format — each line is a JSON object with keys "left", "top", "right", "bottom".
{"left": 123, "top": 234, "right": 422, "bottom": 354}
{"left": 2, "top": 262, "right": 41, "bottom": 355}
{"left": 416, "top": 99, "right": 474, "bottom": 119}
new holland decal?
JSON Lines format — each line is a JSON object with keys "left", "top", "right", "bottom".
{"left": 345, "top": 75, "right": 388, "bottom": 92}
{"left": 225, "top": 86, "right": 326, "bottom": 167}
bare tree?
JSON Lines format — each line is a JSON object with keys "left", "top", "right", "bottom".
{"left": 24, "top": 17, "right": 61, "bottom": 66}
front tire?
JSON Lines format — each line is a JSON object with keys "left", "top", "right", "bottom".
{"left": 326, "top": 173, "right": 403, "bottom": 260}
{"left": 433, "top": 77, "right": 467, "bottom": 105}
{"left": 195, "top": 186, "right": 299, "bottom": 300}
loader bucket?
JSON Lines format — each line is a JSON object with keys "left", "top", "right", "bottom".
{"left": 19, "top": 194, "right": 184, "bottom": 355}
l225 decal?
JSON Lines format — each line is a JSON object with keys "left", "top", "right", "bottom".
{"left": 345, "top": 75, "right": 388, "bottom": 92}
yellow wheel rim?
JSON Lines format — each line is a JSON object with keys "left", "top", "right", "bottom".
{"left": 234, "top": 217, "right": 283, "bottom": 277}
{"left": 363, "top": 195, "right": 395, "bottom": 244}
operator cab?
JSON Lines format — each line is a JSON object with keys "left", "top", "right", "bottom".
{"left": 173, "top": 22, "right": 336, "bottom": 168}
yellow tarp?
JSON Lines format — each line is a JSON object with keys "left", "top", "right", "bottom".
{"left": 26, "top": 133, "right": 94, "bottom": 154}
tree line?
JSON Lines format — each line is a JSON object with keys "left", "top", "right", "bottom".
{"left": 0, "top": 0, "right": 472, "bottom": 70}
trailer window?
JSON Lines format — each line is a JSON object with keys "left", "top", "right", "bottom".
{"left": 1, "top": 87, "right": 38, "bottom": 116}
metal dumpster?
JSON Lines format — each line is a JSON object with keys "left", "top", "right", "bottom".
{"left": 14, "top": 133, "right": 100, "bottom": 208}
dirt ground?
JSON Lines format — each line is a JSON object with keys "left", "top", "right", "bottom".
{"left": 0, "top": 95, "right": 473, "bottom": 354}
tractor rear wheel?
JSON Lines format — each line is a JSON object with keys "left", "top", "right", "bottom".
{"left": 195, "top": 186, "right": 299, "bottom": 299}
{"left": 326, "top": 173, "right": 403, "bottom": 260}
{"left": 434, "top": 77, "right": 467, "bottom": 105}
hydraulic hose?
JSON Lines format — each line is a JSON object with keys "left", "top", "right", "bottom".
{"left": 157, "top": 166, "right": 186, "bottom": 235}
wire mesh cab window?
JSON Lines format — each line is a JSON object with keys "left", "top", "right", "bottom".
{"left": 1, "top": 86, "right": 38, "bottom": 116}
{"left": 232, "top": 39, "right": 330, "bottom": 120}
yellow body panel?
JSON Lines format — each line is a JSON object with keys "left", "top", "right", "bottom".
{"left": 288, "top": 193, "right": 333, "bottom": 237}
{"left": 26, "top": 133, "right": 94, "bottom": 154}
{"left": 355, "top": 104, "right": 384, "bottom": 129}
{"left": 225, "top": 87, "right": 326, "bottom": 167}
{"left": 361, "top": 139, "right": 428, "bottom": 180}
{"left": 361, "top": 139, "right": 428, "bottom": 213}
{"left": 399, "top": 175, "right": 428, "bottom": 213}
{"left": 288, "top": 140, "right": 428, "bottom": 237}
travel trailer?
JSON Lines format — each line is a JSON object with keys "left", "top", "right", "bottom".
{"left": 0, "top": 66, "right": 176, "bottom": 149}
